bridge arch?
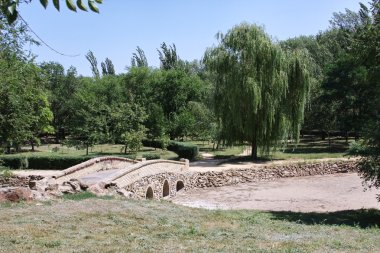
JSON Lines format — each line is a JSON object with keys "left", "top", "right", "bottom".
{"left": 176, "top": 180, "right": 184, "bottom": 191}
{"left": 146, "top": 186, "right": 154, "bottom": 199}
{"left": 162, "top": 180, "right": 170, "bottom": 197}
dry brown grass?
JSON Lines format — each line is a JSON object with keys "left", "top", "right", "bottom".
{"left": 0, "top": 198, "right": 379, "bottom": 252}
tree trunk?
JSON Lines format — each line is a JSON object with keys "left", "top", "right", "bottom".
{"left": 6, "top": 145, "right": 11, "bottom": 154}
{"left": 251, "top": 142, "right": 258, "bottom": 160}
{"left": 124, "top": 145, "right": 127, "bottom": 154}
{"left": 216, "top": 139, "right": 221, "bottom": 150}
{"left": 86, "top": 145, "right": 89, "bottom": 156}
{"left": 354, "top": 131, "right": 359, "bottom": 141}
{"left": 328, "top": 131, "right": 331, "bottom": 149}
{"left": 31, "top": 140, "right": 35, "bottom": 152}
{"left": 345, "top": 131, "right": 349, "bottom": 144}
{"left": 55, "top": 131, "right": 60, "bottom": 144}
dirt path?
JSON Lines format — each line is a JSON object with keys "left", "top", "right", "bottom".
{"left": 172, "top": 173, "right": 380, "bottom": 212}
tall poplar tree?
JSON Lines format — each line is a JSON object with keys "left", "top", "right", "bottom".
{"left": 205, "top": 23, "right": 310, "bottom": 159}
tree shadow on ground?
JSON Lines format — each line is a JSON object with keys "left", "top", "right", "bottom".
{"left": 269, "top": 209, "right": 380, "bottom": 228}
{"left": 216, "top": 155, "right": 284, "bottom": 165}
{"left": 282, "top": 147, "right": 348, "bottom": 154}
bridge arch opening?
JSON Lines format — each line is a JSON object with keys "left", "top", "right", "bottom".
{"left": 146, "top": 187, "right": 154, "bottom": 199}
{"left": 163, "top": 180, "right": 170, "bottom": 197}
{"left": 176, "top": 181, "right": 184, "bottom": 191}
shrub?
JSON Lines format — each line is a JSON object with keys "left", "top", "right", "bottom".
{"left": 27, "top": 156, "right": 92, "bottom": 170}
{"left": 142, "top": 153, "right": 161, "bottom": 160}
{"left": 167, "top": 141, "right": 198, "bottom": 160}
{"left": 0, "top": 155, "right": 95, "bottom": 170}
{"left": 142, "top": 139, "right": 164, "bottom": 149}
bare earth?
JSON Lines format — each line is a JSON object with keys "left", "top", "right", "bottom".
{"left": 172, "top": 172, "right": 380, "bottom": 212}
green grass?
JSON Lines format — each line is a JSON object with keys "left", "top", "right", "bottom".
{"left": 269, "top": 136, "right": 352, "bottom": 160}
{"left": 191, "top": 141, "right": 245, "bottom": 158}
{"left": 6, "top": 144, "right": 178, "bottom": 160}
{"left": 0, "top": 199, "right": 379, "bottom": 252}
{"left": 194, "top": 136, "right": 353, "bottom": 161}
{"left": 62, "top": 192, "right": 115, "bottom": 201}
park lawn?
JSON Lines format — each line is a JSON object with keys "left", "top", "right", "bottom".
{"left": 191, "top": 140, "right": 246, "bottom": 158}
{"left": 4, "top": 144, "right": 178, "bottom": 160}
{"left": 269, "top": 136, "right": 353, "bottom": 160}
{"left": 0, "top": 198, "right": 379, "bottom": 252}
{"left": 193, "top": 135, "right": 353, "bottom": 161}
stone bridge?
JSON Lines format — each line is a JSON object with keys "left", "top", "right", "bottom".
{"left": 44, "top": 156, "right": 191, "bottom": 199}
{"left": 2, "top": 157, "right": 358, "bottom": 202}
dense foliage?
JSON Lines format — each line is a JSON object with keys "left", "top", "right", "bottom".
{"left": 0, "top": 0, "right": 380, "bottom": 194}
{"left": 205, "top": 24, "right": 310, "bottom": 159}
{"left": 1, "top": 0, "right": 102, "bottom": 24}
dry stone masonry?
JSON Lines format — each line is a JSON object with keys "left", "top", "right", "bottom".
{"left": 191, "top": 160, "right": 357, "bottom": 188}
{"left": 0, "top": 157, "right": 358, "bottom": 202}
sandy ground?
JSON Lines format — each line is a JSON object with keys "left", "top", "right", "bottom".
{"left": 172, "top": 173, "right": 380, "bottom": 212}
{"left": 12, "top": 156, "right": 380, "bottom": 213}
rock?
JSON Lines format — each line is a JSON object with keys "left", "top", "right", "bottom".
{"left": 59, "top": 184, "right": 76, "bottom": 194}
{"left": 117, "top": 189, "right": 134, "bottom": 199}
{"left": 88, "top": 182, "right": 107, "bottom": 196}
{"left": 66, "top": 180, "right": 81, "bottom": 192}
{"left": 0, "top": 187, "right": 32, "bottom": 202}
{"left": 46, "top": 183, "right": 59, "bottom": 192}
{"left": 31, "top": 190, "right": 49, "bottom": 201}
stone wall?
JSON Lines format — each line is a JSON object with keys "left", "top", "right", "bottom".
{"left": 105, "top": 159, "right": 189, "bottom": 188}
{"left": 0, "top": 159, "right": 358, "bottom": 202}
{"left": 122, "top": 172, "right": 192, "bottom": 199}
{"left": 190, "top": 160, "right": 357, "bottom": 188}
{"left": 0, "top": 175, "right": 43, "bottom": 188}
{"left": 53, "top": 156, "right": 137, "bottom": 184}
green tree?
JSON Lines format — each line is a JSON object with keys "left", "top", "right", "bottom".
{"left": 131, "top": 46, "right": 148, "bottom": 68}
{"left": 85, "top": 50, "right": 100, "bottom": 79}
{"left": 101, "top": 57, "right": 115, "bottom": 76}
{"left": 0, "top": 54, "right": 53, "bottom": 152}
{"left": 1, "top": 0, "right": 103, "bottom": 24}
{"left": 65, "top": 77, "right": 108, "bottom": 155}
{"left": 205, "top": 23, "right": 310, "bottom": 159}
{"left": 40, "top": 62, "right": 79, "bottom": 142}
{"left": 349, "top": 0, "right": 380, "bottom": 199}
{"left": 158, "top": 42, "right": 178, "bottom": 70}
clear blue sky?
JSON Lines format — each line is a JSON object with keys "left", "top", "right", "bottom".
{"left": 19, "top": 0, "right": 361, "bottom": 76}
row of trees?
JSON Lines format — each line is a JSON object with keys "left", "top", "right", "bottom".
{"left": 0, "top": 11, "right": 215, "bottom": 155}
{"left": 1, "top": 0, "right": 379, "bottom": 200}
{"left": 277, "top": 1, "right": 379, "bottom": 192}
{"left": 41, "top": 52, "right": 214, "bottom": 155}
{"left": 1, "top": 1, "right": 379, "bottom": 160}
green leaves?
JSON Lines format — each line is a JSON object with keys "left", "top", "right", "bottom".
{"left": 88, "top": 0, "right": 99, "bottom": 13}
{"left": 52, "top": 0, "right": 60, "bottom": 11}
{"left": 77, "top": 0, "right": 88, "bottom": 11}
{"left": 1, "top": 0, "right": 103, "bottom": 24}
{"left": 66, "top": 0, "right": 76, "bottom": 12}
{"left": 205, "top": 23, "right": 310, "bottom": 159}
{"left": 40, "top": 0, "right": 48, "bottom": 9}
{"left": 7, "top": 1, "right": 16, "bottom": 14}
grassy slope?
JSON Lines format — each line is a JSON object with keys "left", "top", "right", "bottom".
{"left": 0, "top": 198, "right": 379, "bottom": 252}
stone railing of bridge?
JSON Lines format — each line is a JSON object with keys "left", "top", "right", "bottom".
{"left": 99, "top": 159, "right": 190, "bottom": 199}
{"left": 1, "top": 158, "right": 359, "bottom": 202}
{"left": 52, "top": 156, "right": 138, "bottom": 184}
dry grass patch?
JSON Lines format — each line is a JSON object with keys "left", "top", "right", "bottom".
{"left": 0, "top": 199, "right": 379, "bottom": 252}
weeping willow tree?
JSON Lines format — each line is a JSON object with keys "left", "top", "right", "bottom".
{"left": 204, "top": 23, "right": 310, "bottom": 159}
